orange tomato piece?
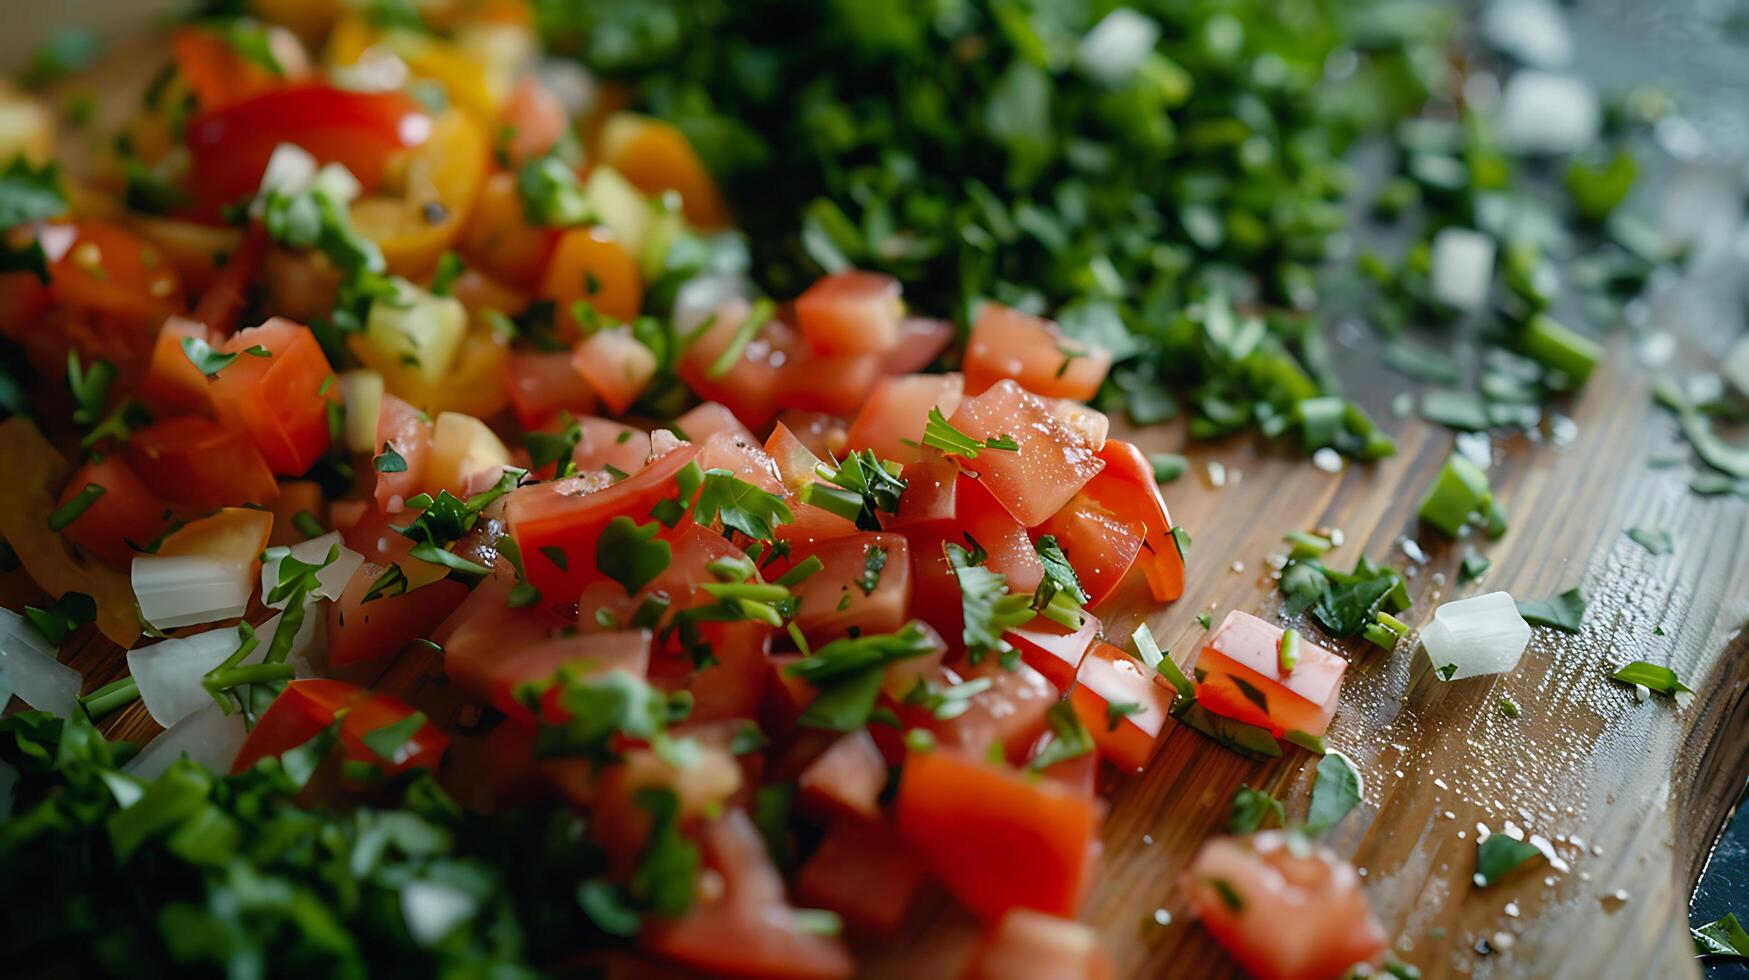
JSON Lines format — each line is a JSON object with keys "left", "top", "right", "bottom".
{"left": 963, "top": 303, "right": 1112, "bottom": 402}
{"left": 597, "top": 113, "right": 729, "bottom": 229}
{"left": 459, "top": 169, "right": 559, "bottom": 290}
{"left": 56, "top": 457, "right": 172, "bottom": 569}
{"left": 1081, "top": 439, "right": 1185, "bottom": 602}
{"left": 542, "top": 227, "right": 642, "bottom": 335}
{"left": 209, "top": 317, "right": 337, "bottom": 476}
{"left": 947, "top": 379, "right": 1104, "bottom": 527}
{"left": 139, "top": 316, "right": 218, "bottom": 418}
{"left": 1194, "top": 610, "right": 1346, "bottom": 739}
{"left": 497, "top": 75, "right": 568, "bottom": 166}
{"left": 126, "top": 416, "right": 279, "bottom": 508}
{"left": 48, "top": 220, "right": 183, "bottom": 339}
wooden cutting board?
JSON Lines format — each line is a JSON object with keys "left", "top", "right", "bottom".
{"left": 13, "top": 33, "right": 1749, "bottom": 980}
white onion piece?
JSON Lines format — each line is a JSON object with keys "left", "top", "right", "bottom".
{"left": 260, "top": 532, "right": 364, "bottom": 608}
{"left": 1077, "top": 9, "right": 1160, "bottom": 86}
{"left": 1422, "top": 591, "right": 1531, "bottom": 681}
{"left": 1496, "top": 71, "right": 1599, "bottom": 156}
{"left": 133, "top": 555, "right": 254, "bottom": 630}
{"left": 673, "top": 276, "right": 750, "bottom": 335}
{"left": 127, "top": 609, "right": 318, "bottom": 728}
{"left": 1429, "top": 228, "right": 1495, "bottom": 312}
{"left": 1481, "top": 0, "right": 1572, "bottom": 69}
{"left": 124, "top": 702, "right": 247, "bottom": 781}
{"left": 0, "top": 608, "right": 82, "bottom": 718}
{"left": 257, "top": 142, "right": 317, "bottom": 198}
{"left": 402, "top": 880, "right": 479, "bottom": 946}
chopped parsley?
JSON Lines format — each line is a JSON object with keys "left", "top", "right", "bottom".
{"left": 1227, "top": 786, "right": 1284, "bottom": 834}
{"left": 1610, "top": 660, "right": 1694, "bottom": 700}
{"left": 1305, "top": 750, "right": 1363, "bottom": 833}
{"left": 595, "top": 516, "right": 672, "bottom": 594}
{"left": 1473, "top": 833, "right": 1541, "bottom": 888}
{"left": 921, "top": 407, "right": 1017, "bottom": 460}
{"left": 1516, "top": 587, "right": 1586, "bottom": 633}
{"left": 1029, "top": 702, "right": 1093, "bottom": 771}
{"left": 945, "top": 541, "right": 1034, "bottom": 667}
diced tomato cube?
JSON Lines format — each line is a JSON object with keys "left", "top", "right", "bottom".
{"left": 776, "top": 347, "right": 883, "bottom": 418}
{"left": 571, "top": 324, "right": 656, "bottom": 415}
{"left": 879, "top": 316, "right": 955, "bottom": 375}
{"left": 209, "top": 317, "right": 337, "bottom": 476}
{"left": 678, "top": 298, "right": 801, "bottom": 430}
{"left": 796, "top": 817, "right": 928, "bottom": 937}
{"left": 481, "top": 630, "right": 652, "bottom": 721}
{"left": 1007, "top": 615, "right": 1101, "bottom": 691}
{"left": 1049, "top": 398, "right": 1110, "bottom": 451}
{"left": 1068, "top": 640, "right": 1173, "bottom": 773}
{"left": 56, "top": 457, "right": 171, "bottom": 569}
{"left": 328, "top": 559, "right": 470, "bottom": 668}
{"left": 948, "top": 380, "right": 1103, "bottom": 527}
{"left": 1185, "top": 831, "right": 1387, "bottom": 980}
{"left": 967, "top": 909, "right": 1114, "bottom": 980}
{"left": 375, "top": 394, "right": 433, "bottom": 513}
{"left": 684, "top": 620, "right": 773, "bottom": 723}
{"left": 786, "top": 533, "right": 911, "bottom": 645}
{"left": 460, "top": 170, "right": 559, "bottom": 290}
{"left": 845, "top": 372, "right": 963, "bottom": 466}
{"left": 910, "top": 662, "right": 1057, "bottom": 765}
{"left": 568, "top": 416, "right": 651, "bottom": 476}
{"left": 798, "top": 728, "right": 887, "bottom": 820}
{"left": 496, "top": 75, "right": 567, "bottom": 165}
{"left": 127, "top": 415, "right": 279, "bottom": 508}
{"left": 963, "top": 304, "right": 1112, "bottom": 402}
{"left": 1035, "top": 493, "right": 1145, "bottom": 609}
{"left": 231, "top": 679, "right": 447, "bottom": 778}
{"left": 694, "top": 430, "right": 785, "bottom": 496}
{"left": 896, "top": 748, "right": 1101, "bottom": 921}
{"left": 505, "top": 442, "right": 700, "bottom": 602}
{"left": 675, "top": 401, "right": 756, "bottom": 445}
{"left": 1194, "top": 610, "right": 1346, "bottom": 739}
{"left": 139, "top": 317, "right": 217, "bottom": 418}
{"left": 503, "top": 350, "right": 597, "bottom": 429}
{"left": 541, "top": 227, "right": 643, "bottom": 334}
{"left": 432, "top": 566, "right": 556, "bottom": 680}
{"left": 763, "top": 652, "right": 819, "bottom": 733}
{"left": 795, "top": 270, "right": 903, "bottom": 355}
{"left": 887, "top": 448, "right": 960, "bottom": 529}
{"left": 1080, "top": 440, "right": 1185, "bottom": 602}
{"left": 765, "top": 423, "right": 858, "bottom": 543}
{"left": 905, "top": 476, "right": 1045, "bottom": 646}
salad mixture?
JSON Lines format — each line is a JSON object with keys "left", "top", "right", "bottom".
{"left": 0, "top": 1, "right": 1708, "bottom": 978}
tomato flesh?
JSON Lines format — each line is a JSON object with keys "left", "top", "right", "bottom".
{"left": 139, "top": 317, "right": 218, "bottom": 418}
{"left": 963, "top": 303, "right": 1112, "bottom": 402}
{"left": 1007, "top": 615, "right": 1101, "bottom": 691}
{"left": 374, "top": 394, "right": 434, "bottom": 512}
{"left": 231, "top": 679, "right": 448, "bottom": 777}
{"left": 571, "top": 325, "right": 657, "bottom": 415}
{"left": 209, "top": 317, "right": 337, "bottom": 476}
{"left": 127, "top": 416, "right": 279, "bottom": 508}
{"left": 1067, "top": 640, "right": 1174, "bottom": 773}
{"left": 795, "top": 817, "right": 928, "bottom": 937}
{"left": 947, "top": 379, "right": 1104, "bottom": 527}
{"left": 967, "top": 909, "right": 1114, "bottom": 980}
{"left": 786, "top": 533, "right": 911, "bottom": 646}
{"left": 57, "top": 457, "right": 170, "bottom": 569}
{"left": 1194, "top": 610, "right": 1346, "bottom": 739}
{"left": 797, "top": 728, "right": 887, "bottom": 820}
{"left": 794, "top": 270, "right": 903, "bottom": 355}
{"left": 327, "top": 561, "right": 469, "bottom": 668}
{"left": 1035, "top": 493, "right": 1145, "bottom": 609}
{"left": 503, "top": 350, "right": 597, "bottom": 428}
{"left": 844, "top": 372, "right": 963, "bottom": 466}
{"left": 764, "top": 422, "right": 858, "bottom": 543}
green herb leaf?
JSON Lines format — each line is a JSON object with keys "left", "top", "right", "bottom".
{"left": 693, "top": 468, "right": 794, "bottom": 540}
{"left": 1517, "top": 587, "right": 1585, "bottom": 633}
{"left": 23, "top": 591, "right": 96, "bottom": 646}
{"left": 1625, "top": 527, "right": 1673, "bottom": 556}
{"left": 945, "top": 541, "right": 1034, "bottom": 665}
{"left": 1473, "top": 833, "right": 1541, "bottom": 887}
{"left": 0, "top": 156, "right": 68, "bottom": 228}
{"left": 921, "top": 407, "right": 1016, "bottom": 460}
{"left": 1610, "top": 660, "right": 1694, "bottom": 699}
{"left": 595, "top": 516, "right": 672, "bottom": 595}
{"left": 1693, "top": 913, "right": 1749, "bottom": 959}
{"left": 1227, "top": 785, "right": 1284, "bottom": 834}
{"left": 1305, "top": 749, "right": 1362, "bottom": 833}
{"left": 48, "top": 483, "right": 105, "bottom": 531}
{"left": 360, "top": 712, "right": 429, "bottom": 763}
{"left": 373, "top": 442, "right": 409, "bottom": 473}
{"left": 1030, "top": 701, "right": 1093, "bottom": 771}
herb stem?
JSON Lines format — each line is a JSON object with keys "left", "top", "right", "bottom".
{"left": 78, "top": 675, "right": 140, "bottom": 720}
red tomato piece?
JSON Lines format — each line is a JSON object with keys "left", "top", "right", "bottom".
{"left": 209, "top": 317, "right": 336, "bottom": 476}
{"left": 878, "top": 316, "right": 955, "bottom": 375}
{"left": 1184, "top": 831, "right": 1387, "bottom": 980}
{"left": 786, "top": 533, "right": 911, "bottom": 646}
{"left": 231, "top": 679, "right": 447, "bottom": 777}
{"left": 1049, "top": 398, "right": 1111, "bottom": 451}
{"left": 911, "top": 661, "right": 1057, "bottom": 765}
{"left": 479, "top": 630, "right": 652, "bottom": 721}
{"left": 571, "top": 325, "right": 657, "bottom": 415}
{"left": 432, "top": 568, "right": 555, "bottom": 681}
{"left": 797, "top": 728, "right": 887, "bottom": 821}
{"left": 504, "top": 442, "right": 700, "bottom": 602}
{"left": 48, "top": 221, "right": 184, "bottom": 340}
{"left": 1068, "top": 640, "right": 1173, "bottom": 773}
{"left": 795, "top": 817, "right": 928, "bottom": 937}
{"left": 568, "top": 416, "right": 651, "bottom": 477}
{"left": 904, "top": 476, "right": 1044, "bottom": 645}
{"left": 886, "top": 448, "right": 960, "bottom": 530}
{"left": 191, "top": 223, "right": 269, "bottom": 337}
{"left": 967, "top": 909, "right": 1114, "bottom": 980}
{"left": 1007, "top": 615, "right": 1101, "bottom": 692}
{"left": 1080, "top": 440, "right": 1185, "bottom": 602}
{"left": 649, "top": 810, "right": 854, "bottom": 980}
{"left": 896, "top": 748, "right": 1101, "bottom": 921}
{"left": 963, "top": 303, "right": 1112, "bottom": 402}
{"left": 1194, "top": 611, "right": 1346, "bottom": 739}
{"left": 844, "top": 372, "right": 963, "bottom": 466}
{"left": 503, "top": 350, "right": 597, "bottom": 429}
{"left": 948, "top": 379, "right": 1103, "bottom": 527}
{"left": 56, "top": 457, "right": 171, "bottom": 569}
{"left": 683, "top": 621, "right": 774, "bottom": 723}
{"left": 674, "top": 401, "right": 755, "bottom": 446}
{"left": 172, "top": 25, "right": 303, "bottom": 112}
{"left": 127, "top": 415, "right": 279, "bottom": 508}
{"left": 497, "top": 75, "right": 567, "bottom": 166}
{"left": 139, "top": 317, "right": 218, "bottom": 418}
{"left": 773, "top": 410, "right": 846, "bottom": 459}
{"left": 1035, "top": 493, "right": 1145, "bottom": 609}
{"left": 794, "top": 270, "right": 903, "bottom": 355}
{"left": 677, "top": 298, "right": 800, "bottom": 430}
{"left": 459, "top": 170, "right": 559, "bottom": 291}
{"left": 374, "top": 394, "right": 433, "bottom": 512}
{"left": 764, "top": 423, "right": 858, "bottom": 543}
{"left": 328, "top": 563, "right": 469, "bottom": 668}
{"left": 185, "top": 83, "right": 432, "bottom": 216}
{"left": 775, "top": 347, "right": 883, "bottom": 418}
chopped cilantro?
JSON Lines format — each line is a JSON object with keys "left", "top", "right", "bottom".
{"left": 921, "top": 407, "right": 1017, "bottom": 460}
{"left": 1516, "top": 587, "right": 1585, "bottom": 633}
{"left": 595, "top": 516, "right": 672, "bottom": 594}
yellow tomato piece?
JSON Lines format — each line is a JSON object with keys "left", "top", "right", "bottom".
{"left": 428, "top": 412, "right": 511, "bottom": 495}
{"left": 354, "top": 110, "right": 489, "bottom": 279}
{"left": 417, "top": 324, "right": 512, "bottom": 419}
{"left": 157, "top": 508, "right": 275, "bottom": 567}
{"left": 598, "top": 112, "right": 730, "bottom": 230}
{"left": 327, "top": 17, "right": 496, "bottom": 119}
{"left": 0, "top": 418, "right": 140, "bottom": 648}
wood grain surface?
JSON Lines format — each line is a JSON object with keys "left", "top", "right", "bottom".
{"left": 10, "top": 31, "right": 1749, "bottom": 980}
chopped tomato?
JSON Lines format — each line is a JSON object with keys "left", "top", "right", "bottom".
{"left": 504, "top": 442, "right": 701, "bottom": 602}
{"left": 762, "top": 653, "right": 818, "bottom": 734}
{"left": 902, "top": 661, "right": 1057, "bottom": 765}
{"left": 56, "top": 457, "right": 171, "bottom": 569}
{"left": 773, "top": 410, "right": 847, "bottom": 460}
{"left": 1048, "top": 398, "right": 1110, "bottom": 452}
{"left": 127, "top": 416, "right": 279, "bottom": 508}
{"left": 674, "top": 401, "right": 755, "bottom": 446}
{"left": 597, "top": 113, "right": 729, "bottom": 230}
{"left": 649, "top": 810, "right": 854, "bottom": 979}
{"left": 1194, "top": 611, "right": 1346, "bottom": 739}
{"left": 694, "top": 430, "right": 784, "bottom": 495}
{"left": 497, "top": 75, "right": 568, "bottom": 166}
{"left": 886, "top": 448, "right": 960, "bottom": 530}
{"left": 447, "top": 264, "right": 529, "bottom": 319}
{"left": 1067, "top": 640, "right": 1173, "bottom": 773}
{"left": 967, "top": 909, "right": 1114, "bottom": 980}
{"left": 571, "top": 324, "right": 657, "bottom": 415}
{"left": 796, "top": 817, "right": 928, "bottom": 937}
{"left": 844, "top": 372, "right": 963, "bottom": 466}
{"left": 775, "top": 347, "right": 884, "bottom": 419}
{"left": 139, "top": 317, "right": 218, "bottom": 418}
{"left": 764, "top": 423, "right": 857, "bottom": 543}
{"left": 353, "top": 109, "right": 489, "bottom": 279}
{"left": 266, "top": 480, "right": 324, "bottom": 547}
{"left": 1079, "top": 440, "right": 1185, "bottom": 602}
{"left": 963, "top": 304, "right": 1112, "bottom": 402}
{"left": 328, "top": 563, "right": 470, "bottom": 668}
{"left": 374, "top": 394, "right": 434, "bottom": 512}
{"left": 683, "top": 620, "right": 772, "bottom": 723}
{"left": 896, "top": 748, "right": 1101, "bottom": 920}
{"left": 231, "top": 679, "right": 448, "bottom": 778}
{"left": 797, "top": 728, "right": 887, "bottom": 821}
{"left": 185, "top": 82, "right": 432, "bottom": 216}
{"left": 904, "top": 475, "right": 1044, "bottom": 645}
{"left": 459, "top": 169, "right": 559, "bottom": 290}
{"left": 171, "top": 25, "right": 305, "bottom": 112}
{"left": 155, "top": 507, "right": 272, "bottom": 570}
{"left": 786, "top": 533, "right": 911, "bottom": 645}
{"left": 48, "top": 221, "right": 184, "bottom": 340}
{"left": 879, "top": 316, "right": 955, "bottom": 375}
{"left": 209, "top": 317, "right": 337, "bottom": 476}
{"left": 948, "top": 379, "right": 1103, "bottom": 527}
{"left": 591, "top": 745, "right": 746, "bottom": 856}
{"left": 1184, "top": 831, "right": 1387, "bottom": 980}
{"left": 432, "top": 568, "right": 557, "bottom": 683}
{"left": 794, "top": 271, "right": 903, "bottom": 355}
{"left": 1007, "top": 615, "right": 1101, "bottom": 691}
{"left": 463, "top": 629, "right": 652, "bottom": 722}
{"left": 570, "top": 416, "right": 652, "bottom": 476}
{"left": 1035, "top": 493, "right": 1145, "bottom": 609}
{"left": 677, "top": 299, "right": 800, "bottom": 431}
{"left": 189, "top": 222, "right": 268, "bottom": 335}
{"left": 543, "top": 227, "right": 643, "bottom": 336}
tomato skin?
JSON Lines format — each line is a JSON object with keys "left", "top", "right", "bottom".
{"left": 1068, "top": 640, "right": 1174, "bottom": 773}
{"left": 598, "top": 113, "right": 729, "bottom": 229}
{"left": 48, "top": 221, "right": 184, "bottom": 339}
{"left": 543, "top": 227, "right": 643, "bottom": 336}
{"left": 505, "top": 443, "right": 701, "bottom": 602}
{"left": 845, "top": 372, "right": 963, "bottom": 466}
{"left": 209, "top": 317, "right": 337, "bottom": 476}
{"left": 948, "top": 379, "right": 1104, "bottom": 527}
{"left": 794, "top": 271, "right": 903, "bottom": 355}
{"left": 460, "top": 170, "right": 559, "bottom": 290}
{"left": 904, "top": 475, "right": 1044, "bottom": 645}
{"left": 571, "top": 325, "right": 657, "bottom": 415}
{"left": 896, "top": 748, "right": 1101, "bottom": 921}
{"left": 140, "top": 317, "right": 217, "bottom": 419}
{"left": 879, "top": 316, "right": 955, "bottom": 375}
{"left": 786, "top": 533, "right": 911, "bottom": 646}
{"left": 764, "top": 423, "right": 858, "bottom": 544}
{"left": 1007, "top": 615, "right": 1101, "bottom": 692}
{"left": 674, "top": 401, "right": 755, "bottom": 446}
{"left": 56, "top": 457, "right": 171, "bottom": 569}
{"left": 797, "top": 728, "right": 887, "bottom": 821}
{"left": 328, "top": 563, "right": 469, "bottom": 668}
{"left": 775, "top": 347, "right": 883, "bottom": 418}
{"left": 1083, "top": 440, "right": 1184, "bottom": 602}
{"left": 677, "top": 298, "right": 799, "bottom": 430}
{"left": 1194, "top": 610, "right": 1346, "bottom": 739}
{"left": 374, "top": 394, "right": 434, "bottom": 512}
{"left": 1185, "top": 831, "right": 1387, "bottom": 980}
{"left": 682, "top": 622, "right": 772, "bottom": 724}
{"left": 796, "top": 817, "right": 929, "bottom": 937}
{"left": 772, "top": 410, "right": 846, "bottom": 460}
{"left": 967, "top": 909, "right": 1114, "bottom": 980}
{"left": 1035, "top": 493, "right": 1145, "bottom": 609}
{"left": 963, "top": 303, "right": 1112, "bottom": 402}
{"left": 172, "top": 26, "right": 304, "bottom": 112}
{"left": 127, "top": 416, "right": 280, "bottom": 508}
{"left": 648, "top": 810, "right": 854, "bottom": 979}
{"left": 231, "top": 679, "right": 448, "bottom": 777}
{"left": 185, "top": 83, "right": 432, "bottom": 216}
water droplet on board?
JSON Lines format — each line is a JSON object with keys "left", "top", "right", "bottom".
{"left": 1600, "top": 889, "right": 1631, "bottom": 912}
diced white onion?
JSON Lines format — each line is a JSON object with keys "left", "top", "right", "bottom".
{"left": 1422, "top": 591, "right": 1531, "bottom": 681}
{"left": 124, "top": 702, "right": 248, "bottom": 782}
{"left": 1429, "top": 228, "right": 1495, "bottom": 312}
{"left": 261, "top": 532, "right": 365, "bottom": 609}
{"left": 340, "top": 370, "right": 386, "bottom": 454}
{"left": 1495, "top": 71, "right": 1600, "bottom": 156}
{"left": 258, "top": 143, "right": 317, "bottom": 198}
{"left": 1077, "top": 9, "right": 1161, "bottom": 86}
{"left": 1481, "top": 0, "right": 1573, "bottom": 69}
{"left": 126, "top": 609, "right": 318, "bottom": 728}
{"left": 401, "top": 879, "right": 479, "bottom": 946}
{"left": 0, "top": 608, "right": 82, "bottom": 718}
{"left": 133, "top": 555, "right": 254, "bottom": 630}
